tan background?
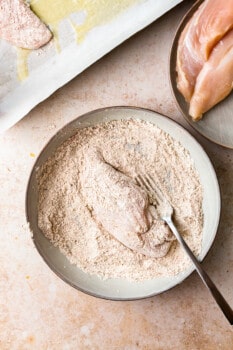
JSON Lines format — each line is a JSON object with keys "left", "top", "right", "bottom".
{"left": 1, "top": 0, "right": 233, "bottom": 348}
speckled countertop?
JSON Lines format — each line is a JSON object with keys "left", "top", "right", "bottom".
{"left": 1, "top": 1, "right": 233, "bottom": 349}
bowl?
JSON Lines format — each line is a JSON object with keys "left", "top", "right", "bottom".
{"left": 26, "top": 106, "right": 220, "bottom": 300}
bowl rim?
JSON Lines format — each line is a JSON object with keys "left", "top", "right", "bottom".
{"left": 25, "top": 105, "right": 221, "bottom": 300}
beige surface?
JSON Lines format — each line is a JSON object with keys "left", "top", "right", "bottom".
{"left": 0, "top": 0, "right": 233, "bottom": 348}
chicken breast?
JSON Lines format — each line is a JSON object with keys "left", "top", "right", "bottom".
{"left": 79, "top": 148, "right": 174, "bottom": 258}
{"left": 189, "top": 29, "right": 233, "bottom": 120}
{"left": 176, "top": 12, "right": 202, "bottom": 102}
{"left": 0, "top": 0, "right": 52, "bottom": 49}
{"left": 176, "top": 0, "right": 233, "bottom": 102}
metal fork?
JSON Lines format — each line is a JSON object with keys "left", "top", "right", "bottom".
{"left": 136, "top": 174, "right": 233, "bottom": 325}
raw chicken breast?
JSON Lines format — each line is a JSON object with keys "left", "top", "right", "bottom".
{"left": 176, "top": 0, "right": 233, "bottom": 102}
{"left": 189, "top": 29, "right": 233, "bottom": 120}
{"left": 0, "top": 0, "right": 52, "bottom": 49}
{"left": 79, "top": 148, "right": 174, "bottom": 258}
{"left": 176, "top": 14, "right": 202, "bottom": 102}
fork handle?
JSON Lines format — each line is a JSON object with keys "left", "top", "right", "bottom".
{"left": 165, "top": 217, "right": 233, "bottom": 325}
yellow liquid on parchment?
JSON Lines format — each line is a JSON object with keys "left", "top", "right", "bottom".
{"left": 17, "top": 48, "right": 31, "bottom": 81}
{"left": 17, "top": 0, "right": 139, "bottom": 81}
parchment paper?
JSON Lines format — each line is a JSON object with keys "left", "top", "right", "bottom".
{"left": 0, "top": 0, "right": 183, "bottom": 132}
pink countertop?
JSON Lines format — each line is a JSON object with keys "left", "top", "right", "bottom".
{"left": 1, "top": 0, "right": 233, "bottom": 348}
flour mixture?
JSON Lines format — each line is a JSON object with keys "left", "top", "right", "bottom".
{"left": 37, "top": 119, "right": 203, "bottom": 281}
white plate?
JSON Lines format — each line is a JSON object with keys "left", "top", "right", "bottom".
{"left": 26, "top": 107, "right": 220, "bottom": 300}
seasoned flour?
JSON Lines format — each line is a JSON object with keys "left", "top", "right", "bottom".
{"left": 37, "top": 119, "right": 203, "bottom": 281}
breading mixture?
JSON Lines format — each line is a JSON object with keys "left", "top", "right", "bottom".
{"left": 37, "top": 119, "right": 203, "bottom": 281}
{"left": 0, "top": 0, "right": 52, "bottom": 49}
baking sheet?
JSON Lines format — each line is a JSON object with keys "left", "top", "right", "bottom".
{"left": 0, "top": 0, "right": 183, "bottom": 132}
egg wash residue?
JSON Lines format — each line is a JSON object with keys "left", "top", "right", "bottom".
{"left": 17, "top": 0, "right": 141, "bottom": 80}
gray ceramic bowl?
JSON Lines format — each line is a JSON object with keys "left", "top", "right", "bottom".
{"left": 26, "top": 106, "right": 220, "bottom": 300}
